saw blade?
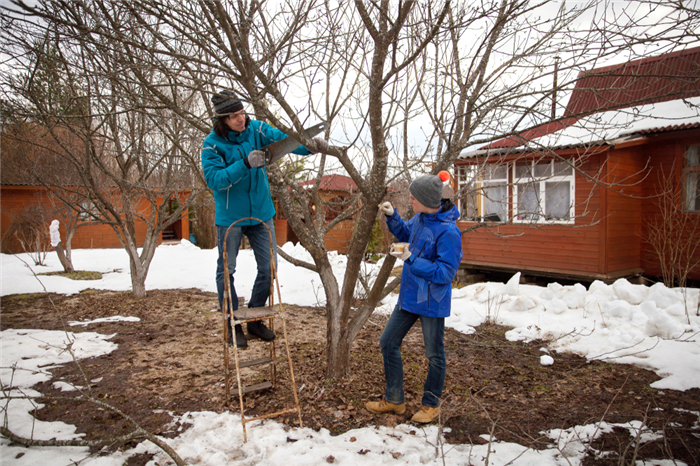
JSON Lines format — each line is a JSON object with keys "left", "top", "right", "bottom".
{"left": 263, "top": 122, "right": 327, "bottom": 165}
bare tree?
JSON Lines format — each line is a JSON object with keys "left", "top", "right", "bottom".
{"left": 643, "top": 165, "right": 700, "bottom": 319}
{"left": 5, "top": 205, "right": 52, "bottom": 266}
{"left": 1, "top": 15, "right": 208, "bottom": 298}
{"left": 3, "top": 0, "right": 698, "bottom": 376}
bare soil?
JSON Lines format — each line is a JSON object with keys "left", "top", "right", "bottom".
{"left": 1, "top": 288, "right": 699, "bottom": 465}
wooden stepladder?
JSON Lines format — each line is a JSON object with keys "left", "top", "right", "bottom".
{"left": 221, "top": 217, "right": 302, "bottom": 443}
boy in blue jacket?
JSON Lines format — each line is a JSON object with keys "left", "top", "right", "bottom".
{"left": 201, "top": 89, "right": 329, "bottom": 348}
{"left": 365, "top": 173, "right": 463, "bottom": 423}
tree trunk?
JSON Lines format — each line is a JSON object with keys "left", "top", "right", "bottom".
{"left": 124, "top": 235, "right": 157, "bottom": 299}
{"left": 326, "top": 329, "right": 353, "bottom": 379}
{"left": 130, "top": 257, "right": 148, "bottom": 299}
{"left": 325, "top": 253, "right": 398, "bottom": 378}
{"left": 54, "top": 242, "right": 74, "bottom": 272}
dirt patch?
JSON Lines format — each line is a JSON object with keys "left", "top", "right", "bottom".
{"left": 2, "top": 289, "right": 699, "bottom": 464}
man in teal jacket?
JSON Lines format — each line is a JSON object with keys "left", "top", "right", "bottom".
{"left": 365, "top": 173, "right": 462, "bottom": 423}
{"left": 202, "top": 89, "right": 329, "bottom": 348}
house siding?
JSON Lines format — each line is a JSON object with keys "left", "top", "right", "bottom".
{"left": 603, "top": 146, "right": 645, "bottom": 275}
{"left": 1, "top": 185, "right": 188, "bottom": 253}
{"left": 639, "top": 131, "right": 700, "bottom": 281}
{"left": 456, "top": 129, "right": 700, "bottom": 283}
{"left": 457, "top": 153, "right": 610, "bottom": 279}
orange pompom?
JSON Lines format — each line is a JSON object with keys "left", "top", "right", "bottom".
{"left": 438, "top": 171, "right": 450, "bottom": 182}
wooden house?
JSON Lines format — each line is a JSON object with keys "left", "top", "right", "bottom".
{"left": 274, "top": 174, "right": 359, "bottom": 254}
{"left": 453, "top": 46, "right": 700, "bottom": 284}
{"left": 1, "top": 122, "right": 192, "bottom": 254}
{"left": 0, "top": 182, "right": 191, "bottom": 253}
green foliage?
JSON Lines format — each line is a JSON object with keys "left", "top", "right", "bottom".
{"left": 365, "top": 219, "right": 384, "bottom": 257}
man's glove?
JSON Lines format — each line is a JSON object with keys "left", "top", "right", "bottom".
{"left": 379, "top": 201, "right": 394, "bottom": 217}
{"left": 390, "top": 248, "right": 411, "bottom": 262}
{"left": 312, "top": 137, "right": 330, "bottom": 153}
{"left": 244, "top": 150, "right": 265, "bottom": 168}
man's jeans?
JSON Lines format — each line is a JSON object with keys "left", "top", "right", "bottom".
{"left": 216, "top": 218, "right": 277, "bottom": 313}
{"left": 380, "top": 307, "right": 446, "bottom": 408}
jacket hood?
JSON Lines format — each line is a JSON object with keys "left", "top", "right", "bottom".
{"left": 424, "top": 199, "right": 460, "bottom": 223}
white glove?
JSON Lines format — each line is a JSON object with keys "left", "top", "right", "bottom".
{"left": 312, "top": 137, "right": 330, "bottom": 153}
{"left": 245, "top": 150, "right": 265, "bottom": 168}
{"left": 379, "top": 201, "right": 394, "bottom": 216}
{"left": 390, "top": 248, "right": 411, "bottom": 262}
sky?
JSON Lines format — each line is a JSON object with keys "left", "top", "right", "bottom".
{"left": 1, "top": 240, "right": 699, "bottom": 465}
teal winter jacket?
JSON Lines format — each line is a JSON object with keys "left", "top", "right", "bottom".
{"left": 201, "top": 120, "right": 312, "bottom": 227}
{"left": 386, "top": 200, "right": 463, "bottom": 318}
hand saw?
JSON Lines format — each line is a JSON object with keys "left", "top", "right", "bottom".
{"left": 262, "top": 122, "right": 327, "bottom": 165}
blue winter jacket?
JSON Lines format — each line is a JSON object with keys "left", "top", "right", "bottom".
{"left": 387, "top": 200, "right": 463, "bottom": 318}
{"left": 201, "top": 120, "right": 312, "bottom": 227}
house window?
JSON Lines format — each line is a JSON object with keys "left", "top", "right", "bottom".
{"left": 455, "top": 165, "right": 478, "bottom": 220}
{"left": 513, "top": 160, "right": 574, "bottom": 222}
{"left": 456, "top": 164, "right": 509, "bottom": 221}
{"left": 684, "top": 145, "right": 700, "bottom": 212}
{"left": 78, "top": 201, "right": 100, "bottom": 221}
{"left": 479, "top": 164, "right": 509, "bottom": 222}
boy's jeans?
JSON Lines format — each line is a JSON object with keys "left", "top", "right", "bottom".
{"left": 380, "top": 307, "right": 446, "bottom": 408}
{"left": 216, "top": 218, "right": 277, "bottom": 312}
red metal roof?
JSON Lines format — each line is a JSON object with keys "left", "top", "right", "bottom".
{"left": 483, "top": 46, "right": 700, "bottom": 150}
{"left": 565, "top": 46, "right": 700, "bottom": 117}
{"left": 299, "top": 174, "right": 358, "bottom": 192}
{"left": 630, "top": 121, "right": 700, "bottom": 136}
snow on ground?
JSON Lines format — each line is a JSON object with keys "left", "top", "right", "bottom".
{"left": 1, "top": 241, "right": 699, "bottom": 465}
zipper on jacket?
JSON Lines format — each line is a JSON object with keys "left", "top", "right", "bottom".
{"left": 427, "top": 282, "right": 431, "bottom": 310}
{"left": 246, "top": 149, "right": 253, "bottom": 223}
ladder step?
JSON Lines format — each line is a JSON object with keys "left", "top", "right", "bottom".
{"left": 233, "top": 356, "right": 275, "bottom": 369}
{"left": 232, "top": 381, "right": 273, "bottom": 394}
{"left": 233, "top": 307, "right": 280, "bottom": 321}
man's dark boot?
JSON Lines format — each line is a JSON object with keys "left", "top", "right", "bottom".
{"left": 225, "top": 318, "right": 234, "bottom": 345}
{"left": 234, "top": 324, "right": 248, "bottom": 348}
{"left": 247, "top": 321, "right": 276, "bottom": 341}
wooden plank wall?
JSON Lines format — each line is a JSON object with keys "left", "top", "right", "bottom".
{"left": 1, "top": 186, "right": 187, "bottom": 253}
{"left": 272, "top": 218, "right": 353, "bottom": 254}
{"left": 602, "top": 145, "right": 646, "bottom": 275}
{"left": 457, "top": 153, "right": 607, "bottom": 278}
{"left": 457, "top": 130, "right": 700, "bottom": 282}
{"left": 324, "top": 220, "right": 354, "bottom": 254}
{"left": 274, "top": 219, "right": 289, "bottom": 246}
{"left": 639, "top": 130, "right": 700, "bottom": 281}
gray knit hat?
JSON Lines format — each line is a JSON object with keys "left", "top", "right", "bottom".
{"left": 211, "top": 89, "right": 244, "bottom": 116}
{"left": 409, "top": 174, "right": 443, "bottom": 209}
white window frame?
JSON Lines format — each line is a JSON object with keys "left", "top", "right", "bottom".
{"left": 477, "top": 163, "right": 510, "bottom": 223}
{"left": 78, "top": 201, "right": 99, "bottom": 222}
{"left": 512, "top": 159, "right": 575, "bottom": 224}
{"left": 455, "top": 165, "right": 478, "bottom": 221}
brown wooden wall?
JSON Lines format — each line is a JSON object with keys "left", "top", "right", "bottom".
{"left": 456, "top": 129, "right": 700, "bottom": 282}
{"left": 274, "top": 219, "right": 289, "bottom": 246}
{"left": 273, "top": 218, "right": 354, "bottom": 254}
{"left": 601, "top": 144, "right": 646, "bottom": 276}
{"left": 638, "top": 130, "right": 700, "bottom": 281}
{"left": 1, "top": 185, "right": 189, "bottom": 253}
{"left": 457, "top": 152, "right": 612, "bottom": 279}
{"left": 323, "top": 220, "right": 354, "bottom": 254}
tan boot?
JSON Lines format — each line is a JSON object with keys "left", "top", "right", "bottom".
{"left": 411, "top": 405, "right": 439, "bottom": 423}
{"left": 364, "top": 399, "right": 406, "bottom": 415}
